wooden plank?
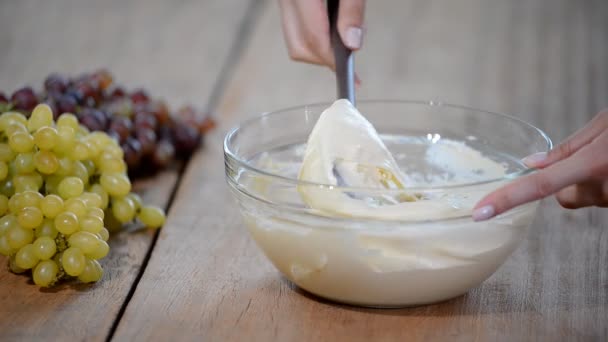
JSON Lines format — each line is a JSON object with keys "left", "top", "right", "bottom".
{"left": 114, "top": 0, "right": 608, "bottom": 341}
{"left": 0, "top": 0, "right": 250, "bottom": 340}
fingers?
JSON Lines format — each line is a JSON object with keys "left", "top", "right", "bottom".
{"left": 473, "top": 145, "right": 594, "bottom": 221}
{"left": 278, "top": 0, "right": 366, "bottom": 73}
{"left": 474, "top": 129, "right": 608, "bottom": 221}
{"left": 523, "top": 110, "right": 608, "bottom": 168}
{"left": 337, "top": 0, "right": 366, "bottom": 50}
{"left": 278, "top": 0, "right": 334, "bottom": 67}
{"left": 556, "top": 181, "right": 608, "bottom": 209}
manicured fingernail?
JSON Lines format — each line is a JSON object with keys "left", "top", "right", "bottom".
{"left": 344, "top": 27, "right": 363, "bottom": 49}
{"left": 473, "top": 205, "right": 495, "bottom": 221}
{"left": 522, "top": 152, "right": 547, "bottom": 167}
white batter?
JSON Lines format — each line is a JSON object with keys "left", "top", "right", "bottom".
{"left": 238, "top": 100, "right": 537, "bottom": 306}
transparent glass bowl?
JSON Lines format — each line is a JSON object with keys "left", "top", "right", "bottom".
{"left": 224, "top": 101, "right": 551, "bottom": 307}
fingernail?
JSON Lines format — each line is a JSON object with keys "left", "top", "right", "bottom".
{"left": 522, "top": 152, "right": 547, "bottom": 167}
{"left": 344, "top": 27, "right": 363, "bottom": 49}
{"left": 472, "top": 205, "right": 495, "bottom": 221}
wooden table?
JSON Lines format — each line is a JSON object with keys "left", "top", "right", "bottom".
{"left": 1, "top": 0, "right": 607, "bottom": 340}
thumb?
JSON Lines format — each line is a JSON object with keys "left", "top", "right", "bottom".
{"left": 337, "top": 0, "right": 366, "bottom": 50}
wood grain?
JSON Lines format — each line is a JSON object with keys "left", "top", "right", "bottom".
{"left": 113, "top": 0, "right": 608, "bottom": 341}
{"left": 0, "top": 0, "right": 251, "bottom": 340}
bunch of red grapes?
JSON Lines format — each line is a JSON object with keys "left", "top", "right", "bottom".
{"left": 0, "top": 70, "right": 215, "bottom": 177}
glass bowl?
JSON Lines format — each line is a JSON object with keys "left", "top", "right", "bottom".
{"left": 224, "top": 100, "right": 551, "bottom": 308}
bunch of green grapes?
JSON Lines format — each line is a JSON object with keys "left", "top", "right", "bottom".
{"left": 0, "top": 104, "right": 166, "bottom": 287}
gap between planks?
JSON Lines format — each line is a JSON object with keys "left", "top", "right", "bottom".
{"left": 104, "top": 0, "right": 268, "bottom": 340}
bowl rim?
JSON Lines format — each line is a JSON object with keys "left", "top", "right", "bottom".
{"left": 224, "top": 99, "right": 553, "bottom": 193}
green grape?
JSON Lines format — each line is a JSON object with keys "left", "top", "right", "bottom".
{"left": 54, "top": 126, "right": 76, "bottom": 154}
{"left": 0, "top": 161, "right": 8, "bottom": 180}
{"left": 20, "top": 190, "right": 43, "bottom": 207}
{"left": 111, "top": 196, "right": 136, "bottom": 223}
{"left": 138, "top": 206, "right": 166, "bottom": 229}
{"left": 0, "top": 111, "right": 27, "bottom": 125}
{"left": 79, "top": 192, "right": 102, "bottom": 208}
{"left": 88, "top": 131, "right": 113, "bottom": 148}
{"left": 33, "top": 236, "right": 57, "bottom": 260}
{"left": 55, "top": 157, "right": 74, "bottom": 176}
{"left": 28, "top": 104, "right": 53, "bottom": 132}
{"left": 9, "top": 256, "right": 27, "bottom": 273}
{"left": 34, "top": 126, "right": 58, "bottom": 150}
{"left": 83, "top": 137, "right": 101, "bottom": 157}
{"left": 70, "top": 140, "right": 90, "bottom": 161}
{"left": 0, "top": 112, "right": 23, "bottom": 130}
{"left": 126, "top": 193, "right": 143, "bottom": 212}
{"left": 103, "top": 144, "right": 124, "bottom": 159}
{"left": 54, "top": 212, "right": 79, "bottom": 235}
{"left": 97, "top": 153, "right": 127, "bottom": 173}
{"left": 77, "top": 125, "right": 90, "bottom": 136}
{"left": 88, "top": 184, "right": 109, "bottom": 209}
{"left": 15, "top": 243, "right": 39, "bottom": 269}
{"left": 40, "top": 194, "right": 64, "bottom": 218}
{"left": 97, "top": 227, "right": 110, "bottom": 242}
{"left": 87, "top": 207, "right": 105, "bottom": 220}
{"left": 57, "top": 176, "right": 84, "bottom": 199}
{"left": 78, "top": 258, "right": 103, "bottom": 283}
{"left": 0, "top": 180, "right": 14, "bottom": 197}
{"left": 35, "top": 219, "right": 58, "bottom": 238}
{"left": 86, "top": 239, "right": 109, "bottom": 260}
{"left": 104, "top": 209, "right": 122, "bottom": 232}
{"left": 68, "top": 231, "right": 99, "bottom": 254}
{"left": 62, "top": 247, "right": 86, "bottom": 276}
{"left": 33, "top": 260, "right": 59, "bottom": 287}
{"left": 0, "top": 213, "right": 16, "bottom": 235}
{"left": 44, "top": 175, "right": 62, "bottom": 195}
{"left": 13, "top": 173, "right": 43, "bottom": 193}
{"left": 72, "top": 161, "right": 89, "bottom": 185}
{"left": 34, "top": 150, "right": 59, "bottom": 174}
{"left": 80, "top": 215, "right": 104, "bottom": 234}
{"left": 0, "top": 193, "right": 8, "bottom": 216}
{"left": 6, "top": 225, "right": 34, "bottom": 249}
{"left": 82, "top": 160, "right": 96, "bottom": 177}
{"left": 100, "top": 173, "right": 131, "bottom": 197}
{"left": 64, "top": 198, "right": 87, "bottom": 218}
{"left": 9, "top": 131, "right": 35, "bottom": 153}
{"left": 0, "top": 235, "right": 12, "bottom": 255}
{"left": 8, "top": 193, "right": 22, "bottom": 213}
{"left": 14, "top": 152, "right": 35, "bottom": 173}
{"left": 0, "top": 143, "right": 15, "bottom": 162}
{"left": 6, "top": 122, "right": 27, "bottom": 136}
{"left": 57, "top": 113, "right": 79, "bottom": 130}
{"left": 17, "top": 206, "right": 44, "bottom": 229}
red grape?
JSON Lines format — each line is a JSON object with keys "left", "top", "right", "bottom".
{"left": 135, "top": 128, "right": 157, "bottom": 156}
{"left": 109, "top": 116, "right": 132, "bottom": 144}
{"left": 104, "top": 98, "right": 133, "bottom": 117}
{"left": 123, "top": 138, "right": 143, "bottom": 169}
{"left": 0, "top": 92, "right": 7, "bottom": 103}
{"left": 130, "top": 89, "right": 149, "bottom": 104}
{"left": 148, "top": 100, "right": 170, "bottom": 125}
{"left": 44, "top": 74, "right": 68, "bottom": 94}
{"left": 133, "top": 111, "right": 157, "bottom": 131}
{"left": 11, "top": 87, "right": 38, "bottom": 112}
{"left": 152, "top": 140, "right": 175, "bottom": 168}
{"left": 199, "top": 117, "right": 216, "bottom": 133}
{"left": 92, "top": 69, "right": 113, "bottom": 90}
{"left": 109, "top": 87, "right": 126, "bottom": 99}
{"left": 55, "top": 95, "right": 78, "bottom": 115}
{"left": 172, "top": 121, "right": 201, "bottom": 155}
{"left": 79, "top": 108, "right": 108, "bottom": 131}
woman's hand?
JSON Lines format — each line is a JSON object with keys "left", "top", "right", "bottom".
{"left": 278, "top": 0, "right": 365, "bottom": 71}
{"left": 473, "top": 110, "right": 608, "bottom": 221}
